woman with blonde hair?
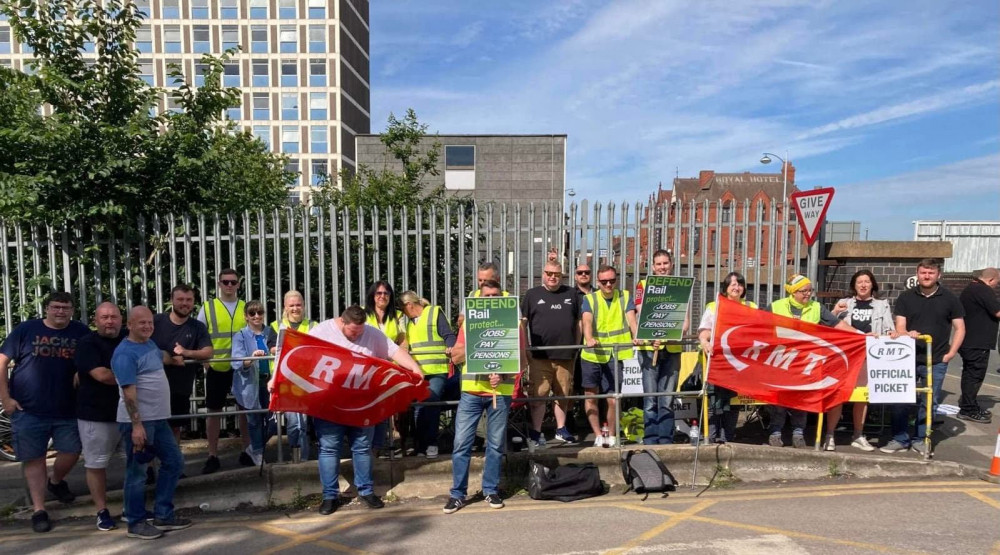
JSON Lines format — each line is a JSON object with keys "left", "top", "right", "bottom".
{"left": 266, "top": 290, "right": 316, "bottom": 462}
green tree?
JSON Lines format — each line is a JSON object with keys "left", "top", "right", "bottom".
{"left": 0, "top": 0, "right": 292, "bottom": 226}
{"left": 313, "top": 108, "right": 450, "bottom": 209}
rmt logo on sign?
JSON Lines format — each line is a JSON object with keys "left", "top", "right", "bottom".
{"left": 719, "top": 323, "right": 850, "bottom": 391}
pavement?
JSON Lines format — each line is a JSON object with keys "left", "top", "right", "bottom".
{"left": 1, "top": 352, "right": 998, "bottom": 530}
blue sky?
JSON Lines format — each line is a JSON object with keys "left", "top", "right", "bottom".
{"left": 369, "top": 0, "right": 999, "bottom": 239}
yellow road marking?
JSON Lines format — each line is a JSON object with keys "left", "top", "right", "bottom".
{"left": 255, "top": 515, "right": 374, "bottom": 555}
{"left": 990, "top": 540, "right": 1000, "bottom": 555}
{"left": 604, "top": 500, "right": 715, "bottom": 555}
{"left": 965, "top": 490, "right": 1000, "bottom": 510}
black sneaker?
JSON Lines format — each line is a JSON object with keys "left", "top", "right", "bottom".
{"left": 958, "top": 410, "right": 991, "bottom": 423}
{"left": 319, "top": 498, "right": 338, "bottom": 515}
{"left": 201, "top": 455, "right": 221, "bottom": 475}
{"left": 981, "top": 408, "right": 993, "bottom": 417}
{"left": 127, "top": 522, "right": 163, "bottom": 540}
{"left": 238, "top": 451, "right": 254, "bottom": 467}
{"left": 96, "top": 508, "right": 117, "bottom": 531}
{"left": 47, "top": 479, "right": 75, "bottom": 504}
{"left": 146, "top": 466, "right": 156, "bottom": 485}
{"left": 359, "top": 493, "right": 384, "bottom": 509}
{"left": 442, "top": 497, "right": 466, "bottom": 514}
{"left": 485, "top": 493, "right": 504, "bottom": 509}
{"left": 31, "top": 510, "right": 51, "bottom": 533}
{"left": 151, "top": 517, "right": 192, "bottom": 531}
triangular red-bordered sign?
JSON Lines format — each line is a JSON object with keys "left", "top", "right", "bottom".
{"left": 789, "top": 187, "right": 835, "bottom": 246}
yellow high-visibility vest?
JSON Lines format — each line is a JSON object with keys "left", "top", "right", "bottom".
{"left": 406, "top": 305, "right": 450, "bottom": 375}
{"left": 770, "top": 298, "right": 820, "bottom": 323}
{"left": 204, "top": 299, "right": 246, "bottom": 372}
{"left": 581, "top": 290, "right": 633, "bottom": 364}
{"left": 269, "top": 318, "right": 316, "bottom": 374}
{"left": 366, "top": 310, "right": 404, "bottom": 344}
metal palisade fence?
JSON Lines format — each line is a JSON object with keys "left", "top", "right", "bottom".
{"left": 0, "top": 199, "right": 808, "bottom": 339}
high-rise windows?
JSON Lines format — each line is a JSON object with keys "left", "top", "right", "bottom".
{"left": 252, "top": 59, "right": 269, "bottom": 87}
{"left": 281, "top": 93, "right": 299, "bottom": 120}
{"left": 281, "top": 61, "right": 297, "bottom": 86}
{"left": 253, "top": 125, "right": 271, "bottom": 149}
{"left": 192, "top": 0, "right": 210, "bottom": 19}
{"left": 162, "top": 0, "right": 180, "bottom": 19}
{"left": 279, "top": 25, "right": 297, "bottom": 53}
{"left": 310, "top": 126, "right": 328, "bottom": 153}
{"left": 279, "top": 0, "right": 297, "bottom": 19}
{"left": 252, "top": 93, "right": 270, "bottom": 120}
{"left": 250, "top": 0, "right": 268, "bottom": 19}
{"left": 136, "top": 26, "right": 152, "bottom": 53}
{"left": 251, "top": 25, "right": 268, "bottom": 53}
{"left": 309, "top": 59, "right": 326, "bottom": 86}
{"left": 220, "top": 0, "right": 238, "bottom": 19}
{"left": 308, "top": 0, "right": 326, "bottom": 19}
{"left": 164, "top": 25, "right": 182, "bottom": 53}
{"left": 309, "top": 93, "right": 327, "bottom": 120}
{"left": 223, "top": 63, "right": 240, "bottom": 87}
{"left": 282, "top": 126, "right": 300, "bottom": 153}
{"left": 308, "top": 25, "right": 325, "bottom": 53}
{"left": 193, "top": 25, "right": 211, "bottom": 53}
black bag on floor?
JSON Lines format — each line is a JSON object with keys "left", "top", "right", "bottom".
{"left": 620, "top": 449, "right": 678, "bottom": 499}
{"left": 528, "top": 461, "right": 604, "bottom": 502}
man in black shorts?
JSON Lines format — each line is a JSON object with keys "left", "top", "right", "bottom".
{"left": 151, "top": 285, "right": 213, "bottom": 443}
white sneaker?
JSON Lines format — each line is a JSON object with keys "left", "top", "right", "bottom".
{"left": 824, "top": 435, "right": 836, "bottom": 452}
{"left": 425, "top": 445, "right": 439, "bottom": 459}
{"left": 246, "top": 445, "right": 263, "bottom": 466}
{"left": 851, "top": 436, "right": 875, "bottom": 452}
{"left": 593, "top": 436, "right": 606, "bottom": 448}
{"left": 605, "top": 436, "right": 617, "bottom": 448}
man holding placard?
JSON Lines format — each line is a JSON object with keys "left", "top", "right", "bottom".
{"left": 581, "top": 265, "right": 638, "bottom": 447}
{"left": 444, "top": 280, "right": 522, "bottom": 514}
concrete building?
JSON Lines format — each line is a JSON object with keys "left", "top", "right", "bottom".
{"left": 355, "top": 134, "right": 567, "bottom": 204}
{"left": 0, "top": 0, "right": 370, "bottom": 203}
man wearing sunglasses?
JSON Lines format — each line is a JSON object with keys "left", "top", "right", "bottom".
{"left": 580, "top": 265, "right": 638, "bottom": 447}
{"left": 197, "top": 269, "right": 246, "bottom": 474}
{"left": 574, "top": 264, "right": 593, "bottom": 300}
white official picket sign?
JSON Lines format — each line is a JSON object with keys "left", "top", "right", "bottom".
{"left": 865, "top": 336, "right": 916, "bottom": 403}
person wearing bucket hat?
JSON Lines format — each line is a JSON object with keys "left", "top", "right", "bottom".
{"left": 765, "top": 274, "right": 854, "bottom": 448}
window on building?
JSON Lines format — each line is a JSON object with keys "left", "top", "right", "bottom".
{"left": 136, "top": 26, "right": 152, "bottom": 53}
{"left": 736, "top": 230, "right": 744, "bottom": 251}
{"left": 164, "top": 25, "right": 181, "bottom": 53}
{"left": 311, "top": 160, "right": 328, "bottom": 185}
{"left": 282, "top": 126, "right": 299, "bottom": 153}
{"left": 252, "top": 93, "right": 270, "bottom": 120}
{"left": 281, "top": 93, "right": 298, "bottom": 120}
{"left": 220, "top": 0, "right": 238, "bottom": 19}
{"left": 279, "top": 0, "right": 297, "bottom": 19}
{"left": 251, "top": 25, "right": 268, "bottom": 53}
{"left": 252, "top": 59, "right": 269, "bottom": 87}
{"left": 134, "top": 0, "right": 150, "bottom": 17}
{"left": 223, "top": 62, "right": 240, "bottom": 86}
{"left": 308, "top": 0, "right": 326, "bottom": 18}
{"left": 721, "top": 202, "right": 732, "bottom": 223}
{"left": 709, "top": 230, "right": 716, "bottom": 252}
{"left": 83, "top": 40, "right": 96, "bottom": 53}
{"left": 253, "top": 125, "right": 271, "bottom": 149}
{"left": 309, "top": 59, "right": 326, "bottom": 86}
{"left": 0, "top": 28, "right": 9, "bottom": 54}
{"left": 165, "top": 59, "right": 184, "bottom": 87}
{"left": 308, "top": 25, "right": 325, "bottom": 52}
{"left": 286, "top": 160, "right": 301, "bottom": 186}
{"left": 194, "top": 63, "right": 208, "bottom": 87}
{"left": 227, "top": 105, "right": 241, "bottom": 121}
{"left": 221, "top": 26, "right": 239, "bottom": 50}
{"left": 693, "top": 228, "right": 701, "bottom": 255}
{"left": 162, "top": 0, "right": 180, "bottom": 18}
{"left": 166, "top": 95, "right": 183, "bottom": 114}
{"left": 309, "top": 92, "right": 327, "bottom": 120}
{"left": 193, "top": 25, "right": 210, "bottom": 53}
{"left": 311, "top": 126, "right": 328, "bottom": 153}
{"left": 192, "top": 0, "right": 210, "bottom": 18}
{"left": 281, "top": 60, "right": 297, "bottom": 86}
{"left": 250, "top": 0, "right": 268, "bottom": 19}
{"left": 138, "top": 60, "right": 154, "bottom": 86}
{"left": 445, "top": 145, "right": 475, "bottom": 169}
{"left": 279, "top": 25, "right": 297, "bottom": 53}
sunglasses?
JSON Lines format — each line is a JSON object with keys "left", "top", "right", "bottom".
{"left": 247, "top": 310, "right": 264, "bottom": 316}
{"left": 374, "top": 291, "right": 390, "bottom": 297}
{"left": 543, "top": 271, "right": 562, "bottom": 277}
{"left": 576, "top": 270, "right": 591, "bottom": 275}
{"left": 220, "top": 279, "right": 239, "bottom": 286}
{"left": 598, "top": 279, "right": 617, "bottom": 285}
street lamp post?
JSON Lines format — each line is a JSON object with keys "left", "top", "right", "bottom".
{"left": 760, "top": 151, "right": 791, "bottom": 290}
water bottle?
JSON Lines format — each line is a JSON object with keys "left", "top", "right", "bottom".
{"left": 689, "top": 420, "right": 700, "bottom": 447}
{"left": 601, "top": 422, "right": 609, "bottom": 447}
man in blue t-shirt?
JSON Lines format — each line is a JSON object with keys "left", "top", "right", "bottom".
{"left": 0, "top": 291, "right": 89, "bottom": 533}
{"left": 112, "top": 306, "right": 192, "bottom": 540}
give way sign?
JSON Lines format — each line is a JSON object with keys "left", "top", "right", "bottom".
{"left": 790, "top": 187, "right": 835, "bottom": 246}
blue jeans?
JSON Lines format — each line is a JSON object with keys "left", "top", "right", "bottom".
{"left": 9, "top": 411, "right": 81, "bottom": 461}
{"left": 372, "top": 419, "right": 390, "bottom": 449}
{"left": 314, "top": 418, "right": 374, "bottom": 500}
{"left": 285, "top": 412, "right": 310, "bottom": 461}
{"left": 247, "top": 383, "right": 274, "bottom": 456}
{"left": 120, "top": 420, "right": 184, "bottom": 526}
{"left": 451, "top": 393, "right": 510, "bottom": 499}
{"left": 890, "top": 363, "right": 947, "bottom": 444}
{"left": 415, "top": 373, "right": 459, "bottom": 451}
{"left": 638, "top": 350, "right": 679, "bottom": 445}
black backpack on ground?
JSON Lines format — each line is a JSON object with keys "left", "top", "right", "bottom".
{"left": 527, "top": 461, "right": 604, "bottom": 502}
{"left": 620, "top": 449, "right": 678, "bottom": 500}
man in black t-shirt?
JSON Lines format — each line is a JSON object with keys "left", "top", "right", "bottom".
{"left": 521, "top": 261, "right": 581, "bottom": 448}
{"left": 150, "top": 285, "right": 213, "bottom": 440}
{"left": 883, "top": 259, "right": 965, "bottom": 455}
{"left": 957, "top": 268, "right": 1000, "bottom": 423}
{"left": 74, "top": 302, "right": 128, "bottom": 531}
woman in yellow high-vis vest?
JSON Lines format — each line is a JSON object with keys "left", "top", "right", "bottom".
{"left": 400, "top": 291, "right": 458, "bottom": 459}
{"left": 365, "top": 281, "right": 407, "bottom": 457}
{"left": 698, "top": 272, "right": 758, "bottom": 443}
{"left": 266, "top": 290, "right": 316, "bottom": 463}
{"left": 634, "top": 249, "right": 689, "bottom": 444}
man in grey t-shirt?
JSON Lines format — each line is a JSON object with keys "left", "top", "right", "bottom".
{"left": 111, "top": 306, "right": 192, "bottom": 540}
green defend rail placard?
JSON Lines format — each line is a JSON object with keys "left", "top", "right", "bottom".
{"left": 463, "top": 296, "right": 521, "bottom": 374}
{"left": 635, "top": 275, "right": 694, "bottom": 342}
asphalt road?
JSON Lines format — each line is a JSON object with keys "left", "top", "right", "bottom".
{"left": 2, "top": 478, "right": 998, "bottom": 554}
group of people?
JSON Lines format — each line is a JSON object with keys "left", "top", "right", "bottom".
{"left": 2, "top": 256, "right": 996, "bottom": 528}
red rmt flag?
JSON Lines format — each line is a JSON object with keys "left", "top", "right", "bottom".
{"left": 707, "top": 297, "right": 867, "bottom": 412}
{"left": 269, "top": 329, "right": 430, "bottom": 427}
